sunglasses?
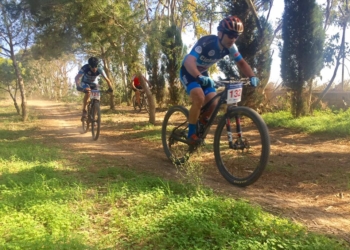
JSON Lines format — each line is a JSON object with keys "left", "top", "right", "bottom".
{"left": 225, "top": 32, "right": 240, "bottom": 39}
{"left": 89, "top": 65, "right": 98, "bottom": 69}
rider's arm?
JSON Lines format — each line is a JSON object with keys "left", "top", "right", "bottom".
{"left": 236, "top": 59, "right": 255, "bottom": 78}
{"left": 75, "top": 73, "right": 83, "bottom": 85}
{"left": 183, "top": 55, "right": 202, "bottom": 78}
{"left": 97, "top": 67, "right": 113, "bottom": 90}
{"left": 131, "top": 79, "right": 136, "bottom": 90}
{"left": 229, "top": 44, "right": 255, "bottom": 78}
{"left": 102, "top": 75, "right": 113, "bottom": 89}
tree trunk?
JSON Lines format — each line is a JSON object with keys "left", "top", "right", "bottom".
{"left": 341, "top": 0, "right": 348, "bottom": 90}
{"left": 5, "top": 86, "right": 20, "bottom": 114}
{"left": 323, "top": 0, "right": 332, "bottom": 31}
{"left": 120, "top": 60, "right": 129, "bottom": 105}
{"left": 101, "top": 47, "right": 115, "bottom": 110}
{"left": 11, "top": 57, "right": 27, "bottom": 121}
{"left": 306, "top": 79, "right": 313, "bottom": 115}
{"left": 292, "top": 88, "right": 304, "bottom": 118}
{"left": 137, "top": 72, "right": 155, "bottom": 124}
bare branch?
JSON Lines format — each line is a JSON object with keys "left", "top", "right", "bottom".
{"left": 0, "top": 46, "right": 11, "bottom": 55}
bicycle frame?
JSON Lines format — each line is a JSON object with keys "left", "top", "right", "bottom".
{"left": 198, "top": 92, "right": 224, "bottom": 138}
{"left": 88, "top": 90, "right": 100, "bottom": 119}
{"left": 198, "top": 82, "right": 247, "bottom": 148}
{"left": 133, "top": 91, "right": 147, "bottom": 108}
{"left": 169, "top": 82, "right": 241, "bottom": 145}
{"left": 140, "top": 92, "right": 146, "bottom": 106}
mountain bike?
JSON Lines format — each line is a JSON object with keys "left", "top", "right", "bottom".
{"left": 161, "top": 79, "right": 270, "bottom": 187}
{"left": 81, "top": 89, "right": 102, "bottom": 140}
{"left": 132, "top": 90, "right": 149, "bottom": 113}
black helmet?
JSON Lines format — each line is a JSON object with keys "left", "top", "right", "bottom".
{"left": 217, "top": 16, "right": 244, "bottom": 35}
{"left": 88, "top": 57, "right": 99, "bottom": 68}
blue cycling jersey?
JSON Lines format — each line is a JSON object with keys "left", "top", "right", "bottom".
{"left": 180, "top": 35, "right": 243, "bottom": 79}
{"left": 78, "top": 64, "right": 107, "bottom": 84}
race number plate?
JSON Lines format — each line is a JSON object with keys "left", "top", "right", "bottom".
{"left": 91, "top": 90, "right": 100, "bottom": 100}
{"left": 226, "top": 83, "right": 242, "bottom": 104}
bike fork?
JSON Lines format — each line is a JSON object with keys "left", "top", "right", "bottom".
{"left": 226, "top": 115, "right": 242, "bottom": 149}
{"left": 88, "top": 103, "right": 93, "bottom": 122}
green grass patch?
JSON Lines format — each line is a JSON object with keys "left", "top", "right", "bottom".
{"left": 0, "top": 103, "right": 349, "bottom": 249}
{"left": 132, "top": 123, "right": 162, "bottom": 141}
{"left": 262, "top": 109, "right": 350, "bottom": 136}
{"left": 0, "top": 158, "right": 90, "bottom": 249}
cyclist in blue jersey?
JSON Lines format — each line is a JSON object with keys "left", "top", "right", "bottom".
{"left": 179, "top": 15, "right": 260, "bottom": 145}
{"left": 75, "top": 57, "right": 113, "bottom": 119}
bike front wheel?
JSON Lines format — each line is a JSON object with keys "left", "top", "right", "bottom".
{"left": 82, "top": 107, "right": 90, "bottom": 133}
{"left": 82, "top": 118, "right": 89, "bottom": 133}
{"left": 161, "top": 106, "right": 191, "bottom": 165}
{"left": 143, "top": 95, "right": 150, "bottom": 113}
{"left": 214, "top": 106, "right": 270, "bottom": 187}
{"left": 91, "top": 101, "right": 101, "bottom": 140}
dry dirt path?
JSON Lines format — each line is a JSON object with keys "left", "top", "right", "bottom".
{"left": 28, "top": 99, "right": 350, "bottom": 243}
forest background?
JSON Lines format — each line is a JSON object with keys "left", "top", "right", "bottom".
{"left": 1, "top": 0, "right": 350, "bottom": 120}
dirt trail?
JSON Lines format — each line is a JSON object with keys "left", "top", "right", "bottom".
{"left": 29, "top": 100, "right": 350, "bottom": 243}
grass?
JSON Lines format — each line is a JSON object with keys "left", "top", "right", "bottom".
{"left": 130, "top": 108, "right": 350, "bottom": 142}
{"left": 132, "top": 123, "right": 161, "bottom": 141}
{"left": 0, "top": 104, "right": 349, "bottom": 249}
{"left": 262, "top": 109, "right": 350, "bottom": 136}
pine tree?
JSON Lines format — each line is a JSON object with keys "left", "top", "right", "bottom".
{"left": 281, "top": 0, "right": 325, "bottom": 117}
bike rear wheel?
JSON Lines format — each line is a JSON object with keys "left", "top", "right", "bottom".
{"left": 91, "top": 101, "right": 101, "bottom": 140}
{"left": 214, "top": 106, "right": 270, "bottom": 187}
{"left": 162, "top": 106, "right": 191, "bottom": 165}
{"left": 143, "top": 95, "right": 150, "bottom": 113}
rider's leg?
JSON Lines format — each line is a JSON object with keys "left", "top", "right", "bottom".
{"left": 189, "top": 87, "right": 205, "bottom": 124}
{"left": 77, "top": 83, "right": 90, "bottom": 117}
{"left": 83, "top": 92, "right": 90, "bottom": 111}
{"left": 200, "top": 91, "right": 217, "bottom": 123}
{"left": 82, "top": 90, "right": 90, "bottom": 117}
{"left": 188, "top": 87, "right": 205, "bottom": 139}
{"left": 180, "top": 70, "right": 206, "bottom": 143}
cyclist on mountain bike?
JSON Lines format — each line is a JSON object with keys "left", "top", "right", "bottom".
{"left": 179, "top": 15, "right": 260, "bottom": 145}
{"left": 75, "top": 57, "right": 113, "bottom": 119}
{"left": 131, "top": 74, "right": 152, "bottom": 107}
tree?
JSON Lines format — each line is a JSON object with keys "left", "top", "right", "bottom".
{"left": 21, "top": 53, "right": 76, "bottom": 101}
{"left": 220, "top": 0, "right": 273, "bottom": 108}
{"left": 281, "top": 0, "right": 325, "bottom": 117}
{"left": 0, "top": 0, "right": 34, "bottom": 121}
{"left": 145, "top": 22, "right": 166, "bottom": 106}
{"left": 28, "top": 0, "right": 144, "bottom": 107}
{"left": 312, "top": 0, "right": 350, "bottom": 109}
{"left": 0, "top": 57, "right": 21, "bottom": 114}
{"left": 161, "top": 22, "right": 185, "bottom": 105}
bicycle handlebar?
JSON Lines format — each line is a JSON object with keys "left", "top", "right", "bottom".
{"left": 84, "top": 89, "right": 112, "bottom": 94}
{"left": 214, "top": 78, "right": 250, "bottom": 88}
{"left": 136, "top": 86, "right": 153, "bottom": 91}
